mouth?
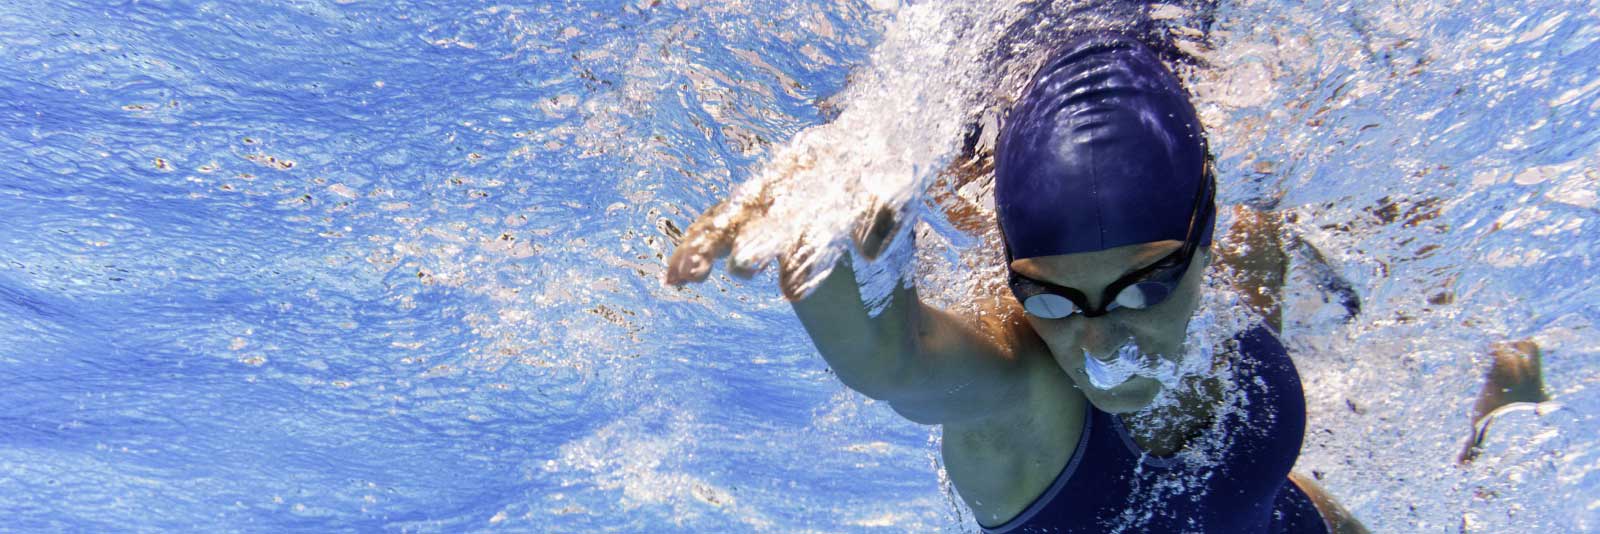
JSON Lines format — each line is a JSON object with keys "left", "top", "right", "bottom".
{"left": 1082, "top": 343, "right": 1145, "bottom": 390}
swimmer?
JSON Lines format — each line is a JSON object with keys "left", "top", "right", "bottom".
{"left": 669, "top": 32, "right": 1367, "bottom": 533}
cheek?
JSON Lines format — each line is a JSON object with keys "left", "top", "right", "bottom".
{"left": 1124, "top": 273, "right": 1206, "bottom": 354}
{"left": 1027, "top": 316, "right": 1075, "bottom": 345}
{"left": 1103, "top": 308, "right": 1187, "bottom": 357}
{"left": 1027, "top": 319, "right": 1085, "bottom": 362}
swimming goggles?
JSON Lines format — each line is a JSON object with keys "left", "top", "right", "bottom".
{"left": 1005, "top": 170, "right": 1215, "bottom": 319}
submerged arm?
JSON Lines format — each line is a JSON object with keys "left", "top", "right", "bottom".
{"left": 1217, "top": 205, "right": 1362, "bottom": 331}
{"left": 1217, "top": 205, "right": 1289, "bottom": 331}
{"left": 790, "top": 255, "right": 1031, "bottom": 425}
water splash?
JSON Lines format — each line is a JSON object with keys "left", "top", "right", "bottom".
{"left": 718, "top": 0, "right": 1215, "bottom": 300}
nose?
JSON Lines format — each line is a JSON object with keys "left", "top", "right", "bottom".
{"left": 1078, "top": 318, "right": 1130, "bottom": 360}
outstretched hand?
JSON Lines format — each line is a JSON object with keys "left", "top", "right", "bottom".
{"left": 665, "top": 185, "right": 903, "bottom": 301}
{"left": 664, "top": 196, "right": 761, "bottom": 286}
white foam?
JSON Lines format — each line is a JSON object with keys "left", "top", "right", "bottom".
{"left": 1083, "top": 343, "right": 1143, "bottom": 389}
{"left": 718, "top": 1, "right": 1178, "bottom": 301}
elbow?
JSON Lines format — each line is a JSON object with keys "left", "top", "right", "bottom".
{"left": 833, "top": 366, "right": 906, "bottom": 402}
{"left": 829, "top": 343, "right": 917, "bottom": 402}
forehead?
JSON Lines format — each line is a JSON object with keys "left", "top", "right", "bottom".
{"left": 1009, "top": 240, "right": 1183, "bottom": 285}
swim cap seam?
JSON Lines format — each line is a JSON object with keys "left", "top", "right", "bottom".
{"left": 1090, "top": 133, "right": 1104, "bottom": 251}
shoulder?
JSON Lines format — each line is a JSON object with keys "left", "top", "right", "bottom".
{"left": 1218, "top": 324, "right": 1307, "bottom": 465}
{"left": 973, "top": 291, "right": 1038, "bottom": 354}
{"left": 1229, "top": 325, "right": 1296, "bottom": 378}
{"left": 942, "top": 343, "right": 1088, "bottom": 528}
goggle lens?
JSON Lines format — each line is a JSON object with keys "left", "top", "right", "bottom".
{"left": 1005, "top": 159, "right": 1214, "bottom": 320}
{"left": 1114, "top": 281, "right": 1173, "bottom": 310}
{"left": 1022, "top": 293, "right": 1078, "bottom": 319}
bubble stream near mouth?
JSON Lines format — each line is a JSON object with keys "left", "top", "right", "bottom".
{"left": 1083, "top": 343, "right": 1144, "bottom": 390}
{"left": 1081, "top": 314, "right": 1220, "bottom": 391}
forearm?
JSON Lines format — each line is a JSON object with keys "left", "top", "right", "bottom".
{"left": 789, "top": 255, "right": 917, "bottom": 400}
{"left": 1219, "top": 205, "right": 1286, "bottom": 331}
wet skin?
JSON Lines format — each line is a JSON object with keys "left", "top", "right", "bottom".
{"left": 807, "top": 240, "right": 1222, "bottom": 526}
{"left": 666, "top": 206, "right": 1365, "bottom": 531}
{"left": 1008, "top": 240, "right": 1199, "bottom": 415}
{"left": 1008, "top": 242, "right": 1366, "bottom": 534}
{"left": 667, "top": 223, "right": 1208, "bottom": 524}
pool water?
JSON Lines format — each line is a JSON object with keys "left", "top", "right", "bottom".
{"left": 1, "top": 0, "right": 1596, "bottom": 532}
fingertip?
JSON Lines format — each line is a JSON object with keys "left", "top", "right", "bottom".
{"left": 665, "top": 265, "right": 709, "bottom": 286}
{"left": 664, "top": 257, "right": 688, "bottom": 285}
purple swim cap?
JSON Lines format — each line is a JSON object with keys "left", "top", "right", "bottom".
{"left": 995, "top": 31, "right": 1213, "bottom": 259}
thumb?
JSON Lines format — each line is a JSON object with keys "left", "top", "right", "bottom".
{"left": 665, "top": 200, "right": 739, "bottom": 285}
{"left": 852, "top": 200, "right": 903, "bottom": 261}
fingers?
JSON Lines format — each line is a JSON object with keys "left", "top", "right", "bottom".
{"left": 778, "top": 241, "right": 821, "bottom": 301}
{"left": 665, "top": 232, "right": 727, "bottom": 285}
{"left": 665, "top": 200, "right": 738, "bottom": 286}
{"left": 665, "top": 190, "right": 774, "bottom": 285}
{"left": 726, "top": 253, "right": 768, "bottom": 280}
{"left": 670, "top": 181, "right": 906, "bottom": 293}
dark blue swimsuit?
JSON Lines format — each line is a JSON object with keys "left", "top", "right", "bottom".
{"left": 983, "top": 327, "right": 1329, "bottom": 534}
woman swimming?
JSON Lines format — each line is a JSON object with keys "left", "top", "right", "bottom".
{"left": 667, "top": 29, "right": 1366, "bottom": 533}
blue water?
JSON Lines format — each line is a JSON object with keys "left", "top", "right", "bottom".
{"left": 2, "top": 0, "right": 1597, "bottom": 532}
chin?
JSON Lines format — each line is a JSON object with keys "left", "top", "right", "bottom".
{"left": 1079, "top": 377, "right": 1162, "bottom": 414}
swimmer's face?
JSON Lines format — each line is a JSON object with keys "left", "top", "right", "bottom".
{"left": 1009, "top": 241, "right": 1208, "bottom": 413}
